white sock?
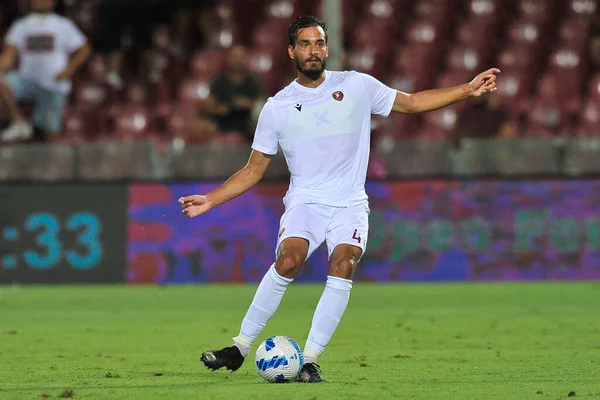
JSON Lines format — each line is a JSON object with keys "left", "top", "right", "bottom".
{"left": 233, "top": 264, "right": 292, "bottom": 357}
{"left": 304, "top": 275, "right": 353, "bottom": 364}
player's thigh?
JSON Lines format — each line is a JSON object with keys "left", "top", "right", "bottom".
{"left": 276, "top": 203, "right": 329, "bottom": 262}
{"left": 32, "top": 89, "right": 67, "bottom": 133}
{"left": 1, "top": 73, "right": 36, "bottom": 101}
{"left": 325, "top": 203, "right": 370, "bottom": 262}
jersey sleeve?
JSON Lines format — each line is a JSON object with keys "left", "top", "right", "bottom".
{"left": 251, "top": 99, "right": 279, "bottom": 155}
{"left": 62, "top": 19, "right": 87, "bottom": 52}
{"left": 5, "top": 22, "right": 23, "bottom": 48}
{"left": 358, "top": 72, "right": 397, "bottom": 118}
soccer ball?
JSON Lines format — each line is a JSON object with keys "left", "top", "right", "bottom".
{"left": 255, "top": 336, "right": 304, "bottom": 383}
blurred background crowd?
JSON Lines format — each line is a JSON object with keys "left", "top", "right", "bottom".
{"left": 0, "top": 0, "right": 599, "bottom": 179}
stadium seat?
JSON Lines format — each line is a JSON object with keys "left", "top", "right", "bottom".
{"left": 140, "top": 50, "right": 185, "bottom": 86}
{"left": 422, "top": 105, "right": 462, "bottom": 140}
{"left": 576, "top": 101, "right": 600, "bottom": 136}
{"left": 265, "top": 0, "right": 296, "bottom": 20}
{"left": 377, "top": 113, "right": 420, "bottom": 140}
{"left": 207, "top": 20, "right": 242, "bottom": 49}
{"left": 455, "top": 19, "right": 496, "bottom": 53}
{"left": 585, "top": 73, "right": 600, "bottom": 103}
{"left": 415, "top": 0, "right": 457, "bottom": 21}
{"left": 517, "top": 0, "right": 559, "bottom": 26}
{"left": 497, "top": 44, "right": 541, "bottom": 76}
{"left": 162, "top": 104, "right": 200, "bottom": 141}
{"left": 548, "top": 46, "right": 587, "bottom": 83}
{"left": 526, "top": 104, "right": 569, "bottom": 137}
{"left": 404, "top": 18, "right": 445, "bottom": 54}
{"left": 125, "top": 81, "right": 151, "bottom": 107}
{"left": 252, "top": 20, "right": 289, "bottom": 51}
{"left": 74, "top": 82, "right": 111, "bottom": 110}
{"left": 391, "top": 45, "right": 437, "bottom": 92}
{"left": 467, "top": 0, "right": 511, "bottom": 22}
{"left": 566, "top": 0, "right": 597, "bottom": 17}
{"left": 114, "top": 107, "right": 155, "bottom": 140}
{"left": 495, "top": 70, "right": 532, "bottom": 118}
{"left": 247, "top": 49, "right": 285, "bottom": 96}
{"left": 152, "top": 79, "right": 172, "bottom": 108}
{"left": 189, "top": 49, "right": 226, "bottom": 79}
{"left": 556, "top": 18, "right": 592, "bottom": 53}
{"left": 84, "top": 53, "right": 109, "bottom": 83}
{"left": 177, "top": 77, "right": 211, "bottom": 106}
{"left": 265, "top": 0, "right": 316, "bottom": 20}
{"left": 526, "top": 74, "right": 573, "bottom": 136}
{"left": 436, "top": 70, "right": 472, "bottom": 91}
{"left": 354, "top": 18, "right": 397, "bottom": 54}
{"left": 62, "top": 108, "right": 91, "bottom": 141}
{"left": 506, "top": 18, "right": 543, "bottom": 48}
{"left": 447, "top": 43, "right": 488, "bottom": 74}
{"left": 347, "top": 48, "right": 386, "bottom": 80}
{"left": 547, "top": 48, "right": 586, "bottom": 115}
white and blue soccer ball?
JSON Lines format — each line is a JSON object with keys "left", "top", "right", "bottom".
{"left": 255, "top": 335, "right": 304, "bottom": 383}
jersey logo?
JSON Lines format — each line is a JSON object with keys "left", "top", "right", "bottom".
{"left": 294, "top": 103, "right": 302, "bottom": 112}
{"left": 332, "top": 91, "right": 344, "bottom": 101}
{"left": 313, "top": 109, "right": 331, "bottom": 127}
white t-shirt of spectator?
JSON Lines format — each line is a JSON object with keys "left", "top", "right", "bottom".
{"left": 251, "top": 70, "right": 397, "bottom": 210}
{"left": 6, "top": 13, "right": 86, "bottom": 94}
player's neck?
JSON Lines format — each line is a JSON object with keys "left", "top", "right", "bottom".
{"left": 296, "top": 72, "right": 326, "bottom": 89}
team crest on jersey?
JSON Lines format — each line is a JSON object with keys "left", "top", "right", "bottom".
{"left": 332, "top": 91, "right": 344, "bottom": 101}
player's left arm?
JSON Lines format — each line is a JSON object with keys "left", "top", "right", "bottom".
{"left": 391, "top": 68, "right": 500, "bottom": 114}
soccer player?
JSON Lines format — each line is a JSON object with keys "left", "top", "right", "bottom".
{"left": 179, "top": 16, "right": 499, "bottom": 382}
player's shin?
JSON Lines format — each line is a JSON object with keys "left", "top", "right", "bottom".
{"left": 233, "top": 263, "right": 293, "bottom": 357}
{"left": 303, "top": 275, "right": 353, "bottom": 364}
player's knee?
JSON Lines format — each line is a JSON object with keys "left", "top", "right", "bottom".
{"left": 329, "top": 258, "right": 357, "bottom": 279}
{"left": 275, "top": 250, "right": 304, "bottom": 278}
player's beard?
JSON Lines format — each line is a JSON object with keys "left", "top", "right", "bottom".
{"left": 295, "top": 56, "right": 326, "bottom": 81}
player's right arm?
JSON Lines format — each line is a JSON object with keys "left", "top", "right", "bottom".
{"left": 179, "top": 99, "right": 279, "bottom": 218}
{"left": 179, "top": 150, "right": 272, "bottom": 218}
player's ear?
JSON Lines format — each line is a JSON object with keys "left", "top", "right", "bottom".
{"left": 288, "top": 45, "right": 295, "bottom": 59}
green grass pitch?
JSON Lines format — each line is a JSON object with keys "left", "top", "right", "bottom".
{"left": 1, "top": 282, "right": 599, "bottom": 399}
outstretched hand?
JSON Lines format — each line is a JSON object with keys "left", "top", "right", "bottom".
{"left": 469, "top": 68, "right": 500, "bottom": 97}
{"left": 179, "top": 195, "right": 212, "bottom": 218}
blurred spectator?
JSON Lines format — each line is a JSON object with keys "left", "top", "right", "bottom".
{"left": 203, "top": 45, "right": 263, "bottom": 142}
{"left": 450, "top": 93, "right": 517, "bottom": 149}
{"left": 0, "top": 0, "right": 91, "bottom": 142}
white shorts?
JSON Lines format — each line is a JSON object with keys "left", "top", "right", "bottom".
{"left": 275, "top": 203, "right": 370, "bottom": 261}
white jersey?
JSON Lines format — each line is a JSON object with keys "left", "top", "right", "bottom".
{"left": 252, "top": 70, "right": 396, "bottom": 209}
{"left": 5, "top": 13, "right": 86, "bottom": 94}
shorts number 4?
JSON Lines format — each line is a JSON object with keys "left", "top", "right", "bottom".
{"left": 352, "top": 229, "right": 361, "bottom": 244}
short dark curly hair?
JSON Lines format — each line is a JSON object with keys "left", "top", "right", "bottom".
{"left": 288, "top": 16, "right": 328, "bottom": 46}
